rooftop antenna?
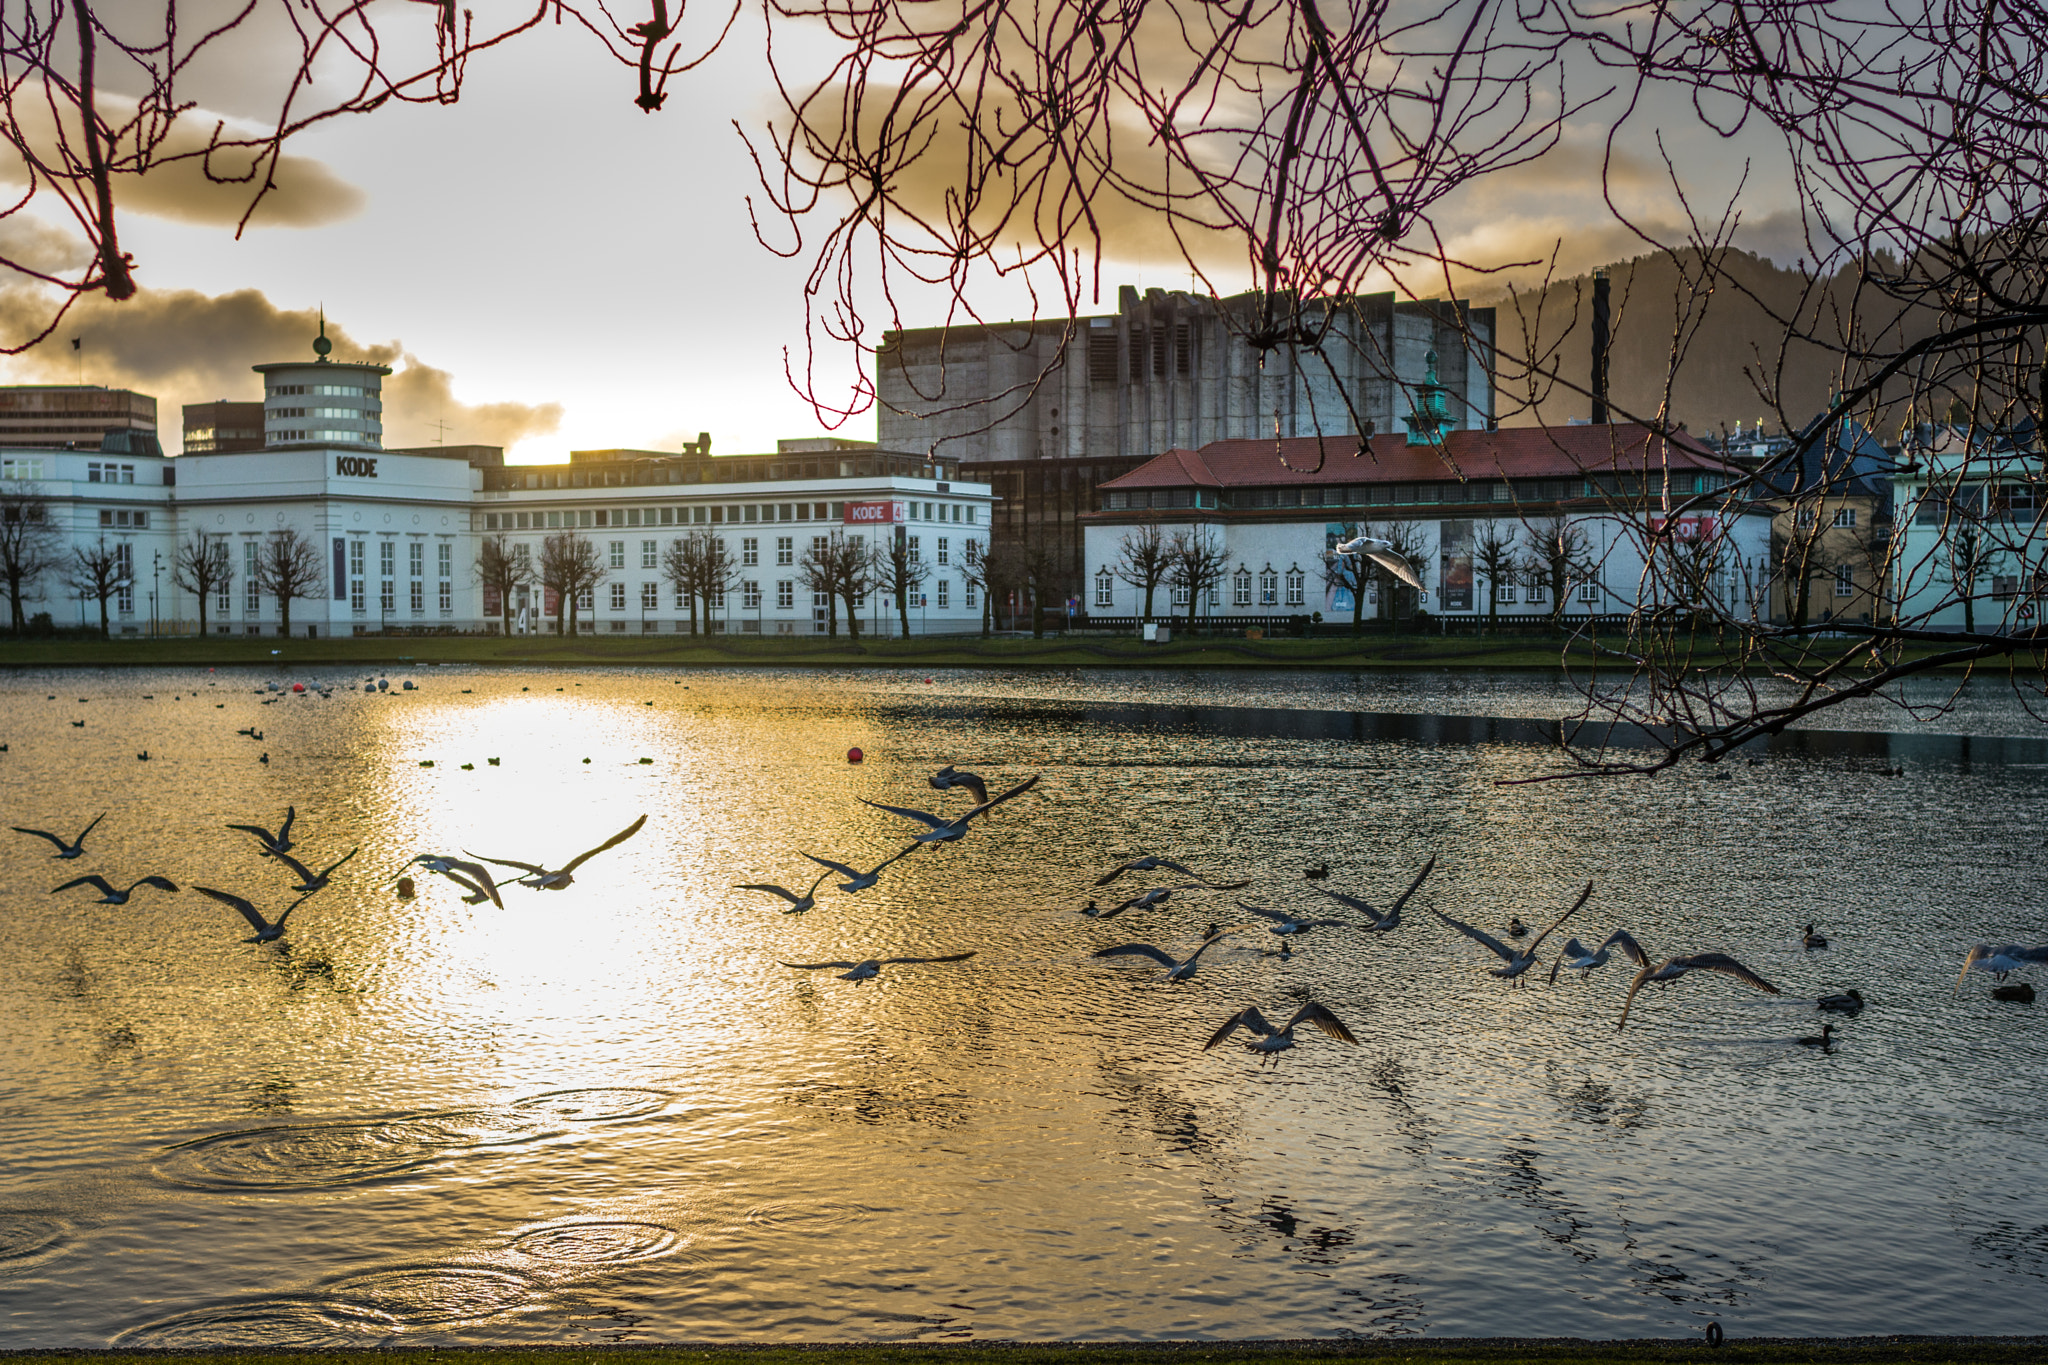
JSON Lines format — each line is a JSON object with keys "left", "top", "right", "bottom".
{"left": 313, "top": 308, "right": 332, "bottom": 363}
{"left": 429, "top": 417, "right": 451, "bottom": 447}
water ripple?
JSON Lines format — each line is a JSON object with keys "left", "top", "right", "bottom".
{"left": 325, "top": 1264, "right": 541, "bottom": 1324}
{"left": 509, "top": 1087, "right": 675, "bottom": 1121}
{"left": 115, "top": 1298, "right": 399, "bottom": 1348}
{"left": 0, "top": 1215, "right": 67, "bottom": 1274}
{"left": 511, "top": 1220, "right": 685, "bottom": 1265}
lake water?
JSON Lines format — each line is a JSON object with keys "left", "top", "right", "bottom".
{"left": 1, "top": 664, "right": 2045, "bottom": 1346}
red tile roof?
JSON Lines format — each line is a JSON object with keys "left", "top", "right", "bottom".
{"left": 1097, "top": 424, "right": 1730, "bottom": 490}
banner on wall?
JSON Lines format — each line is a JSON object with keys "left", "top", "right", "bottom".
{"left": 1648, "top": 513, "right": 1719, "bottom": 540}
{"left": 1324, "top": 522, "right": 1360, "bottom": 612}
{"left": 843, "top": 500, "right": 905, "bottom": 525}
{"left": 1439, "top": 520, "right": 1473, "bottom": 611}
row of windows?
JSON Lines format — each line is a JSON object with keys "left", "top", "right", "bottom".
{"left": 269, "top": 383, "right": 373, "bottom": 397}
{"left": 1912, "top": 483, "right": 2045, "bottom": 524}
{"left": 97, "top": 509, "right": 149, "bottom": 529}
{"left": 481, "top": 501, "right": 980, "bottom": 533}
{"left": 272, "top": 428, "right": 376, "bottom": 445}
{"left": 1793, "top": 508, "right": 1860, "bottom": 528}
{"left": 1102, "top": 475, "right": 1728, "bottom": 513}
{"left": 85, "top": 461, "right": 136, "bottom": 484}
{"left": 509, "top": 576, "right": 978, "bottom": 615}
{"left": 269, "top": 407, "right": 379, "bottom": 421}
{"left": 1093, "top": 570, "right": 1601, "bottom": 609}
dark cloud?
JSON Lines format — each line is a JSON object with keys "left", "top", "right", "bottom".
{"left": 2, "top": 89, "right": 365, "bottom": 230}
{"left": 0, "top": 285, "right": 562, "bottom": 452}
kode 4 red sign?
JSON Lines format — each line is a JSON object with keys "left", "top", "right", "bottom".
{"left": 843, "top": 500, "right": 906, "bottom": 525}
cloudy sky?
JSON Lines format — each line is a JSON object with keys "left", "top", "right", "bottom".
{"left": 0, "top": 2, "right": 1795, "bottom": 462}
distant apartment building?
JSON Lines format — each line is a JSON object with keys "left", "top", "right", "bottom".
{"left": 182, "top": 401, "right": 265, "bottom": 453}
{"left": 876, "top": 285, "right": 1496, "bottom": 465}
{"left": 0, "top": 385, "right": 158, "bottom": 451}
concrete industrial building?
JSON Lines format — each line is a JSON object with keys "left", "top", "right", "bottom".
{"left": 876, "top": 285, "right": 1496, "bottom": 464}
{"left": 1, "top": 338, "right": 991, "bottom": 637}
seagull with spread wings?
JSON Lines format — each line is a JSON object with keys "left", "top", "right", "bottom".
{"left": 1610, "top": 931, "right": 1781, "bottom": 1029}
{"left": 928, "top": 766, "right": 989, "bottom": 805}
{"left": 1236, "top": 899, "right": 1350, "bottom": 940}
{"left": 53, "top": 873, "right": 178, "bottom": 904}
{"left": 12, "top": 813, "right": 106, "bottom": 860}
{"left": 268, "top": 847, "right": 360, "bottom": 895}
{"left": 1204, "top": 1003, "right": 1358, "bottom": 1067}
{"left": 1429, "top": 883, "right": 1593, "bottom": 985}
{"left": 194, "top": 886, "right": 315, "bottom": 943}
{"left": 778, "top": 951, "right": 977, "bottom": 983}
{"left": 1303, "top": 857, "right": 1436, "bottom": 932}
{"left": 1093, "top": 927, "right": 1239, "bottom": 982}
{"left": 1333, "top": 533, "right": 1424, "bottom": 590}
{"left": 737, "top": 868, "right": 833, "bottom": 915}
{"left": 861, "top": 774, "right": 1040, "bottom": 844}
{"left": 226, "top": 807, "right": 296, "bottom": 859}
{"left": 800, "top": 844, "right": 919, "bottom": 893}
{"left": 1955, "top": 942, "right": 2048, "bottom": 992}
{"left": 471, "top": 814, "right": 648, "bottom": 890}
{"left": 1092, "top": 855, "right": 1250, "bottom": 890}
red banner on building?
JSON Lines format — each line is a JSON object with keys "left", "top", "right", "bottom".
{"left": 843, "top": 500, "right": 905, "bottom": 525}
{"left": 1649, "top": 514, "right": 1718, "bottom": 540}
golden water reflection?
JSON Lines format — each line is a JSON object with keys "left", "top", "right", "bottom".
{"left": 0, "top": 665, "right": 2045, "bottom": 1344}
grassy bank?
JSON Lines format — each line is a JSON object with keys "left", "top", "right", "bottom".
{"left": 0, "top": 632, "right": 1710, "bottom": 672}
{"left": 5, "top": 1339, "right": 2044, "bottom": 1365}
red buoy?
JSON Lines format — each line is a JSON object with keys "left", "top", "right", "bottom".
{"left": 291, "top": 683, "right": 305, "bottom": 693}
{"left": 847, "top": 747, "right": 864, "bottom": 764}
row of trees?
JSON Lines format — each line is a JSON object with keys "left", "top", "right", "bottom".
{"left": 2, "top": 482, "right": 326, "bottom": 637}
{"left": 1109, "top": 516, "right": 1598, "bottom": 634}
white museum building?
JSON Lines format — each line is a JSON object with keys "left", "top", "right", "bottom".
{"left": 2, "top": 339, "right": 995, "bottom": 637}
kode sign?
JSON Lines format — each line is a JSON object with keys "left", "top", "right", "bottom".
{"left": 843, "top": 499, "right": 905, "bottom": 525}
{"left": 335, "top": 454, "right": 380, "bottom": 478}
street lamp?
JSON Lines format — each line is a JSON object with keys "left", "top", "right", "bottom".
{"left": 151, "top": 550, "right": 161, "bottom": 637}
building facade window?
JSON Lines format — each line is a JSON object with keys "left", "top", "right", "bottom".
{"left": 1526, "top": 581, "right": 1547, "bottom": 603}
{"left": 1285, "top": 570, "right": 1305, "bottom": 607}
{"left": 776, "top": 536, "right": 794, "bottom": 566}
{"left": 964, "top": 581, "right": 978, "bottom": 609}
{"left": 1234, "top": 569, "right": 1252, "bottom": 607}
{"left": 776, "top": 580, "right": 794, "bottom": 609}
{"left": 908, "top": 535, "right": 921, "bottom": 564}
{"left": 248, "top": 541, "right": 264, "bottom": 613}
{"left": 1259, "top": 571, "right": 1278, "bottom": 606}
{"left": 576, "top": 586, "right": 594, "bottom": 612}
{"left": 742, "top": 580, "right": 762, "bottom": 609}
{"left": 742, "top": 537, "right": 759, "bottom": 567}
{"left": 115, "top": 542, "right": 134, "bottom": 614}
{"left": 937, "top": 537, "right": 950, "bottom": 566}
{"left": 640, "top": 581, "right": 657, "bottom": 610}
{"left": 1836, "top": 563, "right": 1857, "bottom": 597}
{"left": 1578, "top": 578, "right": 1602, "bottom": 603}
{"left": 1172, "top": 582, "right": 1191, "bottom": 607}
{"left": 1833, "top": 508, "right": 1858, "bottom": 528}
{"left": 935, "top": 579, "right": 950, "bottom": 609}
{"left": 1495, "top": 582, "right": 1517, "bottom": 603}
{"left": 642, "top": 539, "right": 658, "bottom": 568}
{"left": 610, "top": 582, "right": 627, "bottom": 611}
{"left": 1095, "top": 572, "right": 1115, "bottom": 608}
{"left": 609, "top": 540, "right": 625, "bottom": 569}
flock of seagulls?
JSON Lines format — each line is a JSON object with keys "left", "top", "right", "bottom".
{"left": 7, "top": 678, "right": 2044, "bottom": 1074}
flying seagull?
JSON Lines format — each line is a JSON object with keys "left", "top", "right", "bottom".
{"left": 1236, "top": 899, "right": 1350, "bottom": 940}
{"left": 861, "top": 774, "right": 1040, "bottom": 843}
{"left": 1093, "top": 927, "right": 1238, "bottom": 982}
{"left": 1955, "top": 942, "right": 2048, "bottom": 992}
{"left": 1546, "top": 931, "right": 1636, "bottom": 984}
{"left": 1610, "top": 931, "right": 1781, "bottom": 1030}
{"left": 396, "top": 855, "right": 506, "bottom": 908}
{"left": 12, "top": 813, "right": 105, "bottom": 859}
{"left": 194, "top": 885, "right": 315, "bottom": 944}
{"left": 736, "top": 868, "right": 833, "bottom": 915}
{"left": 1204, "top": 1003, "right": 1358, "bottom": 1066}
{"left": 53, "top": 873, "right": 178, "bottom": 904}
{"left": 227, "top": 807, "right": 296, "bottom": 858}
{"left": 928, "top": 766, "right": 989, "bottom": 805}
{"left": 778, "top": 951, "right": 977, "bottom": 983}
{"left": 471, "top": 813, "right": 648, "bottom": 889}
{"left": 1333, "top": 533, "right": 1424, "bottom": 590}
{"left": 268, "top": 847, "right": 360, "bottom": 894}
{"left": 1304, "top": 856, "right": 1436, "bottom": 931}
{"left": 800, "top": 844, "right": 920, "bottom": 893}
{"left": 1093, "top": 855, "right": 1250, "bottom": 890}
{"left": 1429, "top": 882, "right": 1593, "bottom": 984}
